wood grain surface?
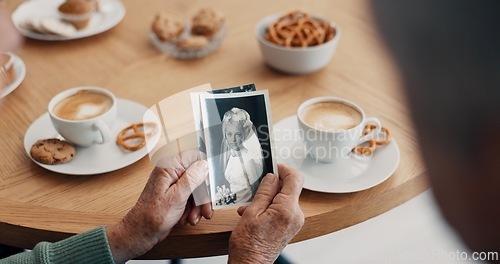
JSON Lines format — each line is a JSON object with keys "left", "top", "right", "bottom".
{"left": 0, "top": 0, "right": 428, "bottom": 259}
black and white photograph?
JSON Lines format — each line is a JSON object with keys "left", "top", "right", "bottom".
{"left": 190, "top": 84, "right": 256, "bottom": 155}
{"left": 197, "top": 90, "right": 277, "bottom": 209}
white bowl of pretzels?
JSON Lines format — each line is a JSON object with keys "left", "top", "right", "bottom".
{"left": 256, "top": 10, "right": 341, "bottom": 74}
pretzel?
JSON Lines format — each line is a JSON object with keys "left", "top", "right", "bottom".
{"left": 375, "top": 127, "right": 390, "bottom": 145}
{"left": 353, "top": 124, "right": 391, "bottom": 155}
{"left": 265, "top": 10, "right": 336, "bottom": 48}
{"left": 362, "top": 123, "right": 378, "bottom": 136}
{"left": 116, "top": 122, "right": 158, "bottom": 151}
{"left": 353, "top": 139, "right": 376, "bottom": 155}
{"left": 362, "top": 123, "right": 391, "bottom": 146}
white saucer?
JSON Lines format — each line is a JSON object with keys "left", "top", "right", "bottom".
{"left": 12, "top": 0, "right": 125, "bottom": 41}
{"left": 24, "top": 99, "right": 158, "bottom": 175}
{"left": 274, "top": 115, "right": 400, "bottom": 193}
{"left": 0, "top": 53, "right": 26, "bottom": 98}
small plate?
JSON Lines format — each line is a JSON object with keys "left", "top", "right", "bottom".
{"left": 24, "top": 99, "right": 159, "bottom": 175}
{"left": 12, "top": 0, "right": 125, "bottom": 41}
{"left": 0, "top": 53, "right": 26, "bottom": 98}
{"left": 274, "top": 115, "right": 400, "bottom": 193}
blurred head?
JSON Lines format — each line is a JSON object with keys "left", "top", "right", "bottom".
{"left": 222, "top": 108, "right": 253, "bottom": 151}
{"left": 372, "top": 0, "right": 500, "bottom": 254}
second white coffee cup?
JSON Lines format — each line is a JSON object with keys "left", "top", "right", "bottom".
{"left": 297, "top": 97, "right": 381, "bottom": 163}
{"left": 48, "top": 86, "right": 117, "bottom": 147}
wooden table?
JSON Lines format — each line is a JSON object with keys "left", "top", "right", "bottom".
{"left": 0, "top": 0, "right": 428, "bottom": 259}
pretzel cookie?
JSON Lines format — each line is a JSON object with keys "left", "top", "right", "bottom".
{"left": 116, "top": 122, "right": 158, "bottom": 151}
{"left": 30, "top": 138, "right": 76, "bottom": 165}
{"left": 353, "top": 139, "right": 376, "bottom": 155}
{"left": 354, "top": 124, "right": 391, "bottom": 154}
{"left": 265, "top": 10, "right": 336, "bottom": 48}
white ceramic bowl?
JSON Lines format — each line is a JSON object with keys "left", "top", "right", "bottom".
{"left": 255, "top": 13, "right": 341, "bottom": 74}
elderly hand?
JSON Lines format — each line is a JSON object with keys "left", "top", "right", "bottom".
{"left": 106, "top": 150, "right": 212, "bottom": 263}
{"left": 228, "top": 164, "right": 304, "bottom": 264}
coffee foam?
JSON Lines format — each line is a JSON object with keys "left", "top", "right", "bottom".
{"left": 74, "top": 104, "right": 109, "bottom": 120}
{"left": 53, "top": 90, "right": 112, "bottom": 121}
{"left": 301, "top": 101, "right": 362, "bottom": 131}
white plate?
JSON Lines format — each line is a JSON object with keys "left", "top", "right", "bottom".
{"left": 12, "top": 0, "right": 125, "bottom": 41}
{"left": 274, "top": 115, "right": 400, "bottom": 193}
{"left": 0, "top": 53, "right": 26, "bottom": 98}
{"left": 24, "top": 99, "right": 158, "bottom": 175}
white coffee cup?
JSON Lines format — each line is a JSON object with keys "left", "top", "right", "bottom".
{"left": 297, "top": 97, "right": 381, "bottom": 163}
{"left": 48, "top": 87, "right": 117, "bottom": 147}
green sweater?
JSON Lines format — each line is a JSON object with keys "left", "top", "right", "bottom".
{"left": 0, "top": 227, "right": 114, "bottom": 264}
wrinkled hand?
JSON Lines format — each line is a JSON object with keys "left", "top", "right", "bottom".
{"left": 228, "top": 164, "right": 304, "bottom": 264}
{"left": 106, "top": 150, "right": 212, "bottom": 263}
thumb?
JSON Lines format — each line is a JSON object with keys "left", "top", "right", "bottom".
{"left": 245, "top": 173, "right": 279, "bottom": 215}
{"left": 175, "top": 160, "right": 209, "bottom": 202}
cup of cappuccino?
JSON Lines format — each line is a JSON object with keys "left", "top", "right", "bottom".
{"left": 48, "top": 87, "right": 117, "bottom": 147}
{"left": 297, "top": 97, "right": 381, "bottom": 163}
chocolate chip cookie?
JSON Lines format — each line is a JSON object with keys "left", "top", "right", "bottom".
{"left": 30, "top": 138, "right": 76, "bottom": 165}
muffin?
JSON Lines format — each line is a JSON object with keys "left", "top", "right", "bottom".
{"left": 58, "top": 0, "right": 94, "bottom": 30}
{"left": 0, "top": 53, "right": 17, "bottom": 90}
{"left": 191, "top": 8, "right": 224, "bottom": 38}
{"left": 152, "top": 11, "right": 184, "bottom": 42}
{"left": 85, "top": 0, "right": 99, "bottom": 12}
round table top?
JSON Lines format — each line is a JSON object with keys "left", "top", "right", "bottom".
{"left": 0, "top": 0, "right": 428, "bottom": 259}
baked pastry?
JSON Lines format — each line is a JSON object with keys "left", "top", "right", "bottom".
{"left": 191, "top": 8, "right": 224, "bottom": 38}
{"left": 0, "top": 53, "right": 17, "bottom": 90}
{"left": 116, "top": 122, "right": 158, "bottom": 151}
{"left": 264, "top": 10, "right": 336, "bottom": 48}
{"left": 21, "top": 17, "right": 76, "bottom": 36}
{"left": 30, "top": 138, "right": 76, "bottom": 165}
{"left": 58, "top": 0, "right": 94, "bottom": 30}
{"left": 20, "top": 16, "right": 46, "bottom": 34}
{"left": 152, "top": 12, "right": 184, "bottom": 42}
{"left": 177, "top": 36, "right": 209, "bottom": 50}
{"left": 40, "top": 18, "right": 77, "bottom": 37}
{"left": 85, "top": 0, "right": 99, "bottom": 12}
{"left": 150, "top": 8, "right": 226, "bottom": 59}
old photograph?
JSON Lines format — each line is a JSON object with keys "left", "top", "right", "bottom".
{"left": 197, "top": 90, "right": 276, "bottom": 209}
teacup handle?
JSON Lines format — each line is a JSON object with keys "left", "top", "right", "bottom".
{"left": 356, "top": 117, "right": 381, "bottom": 145}
{"left": 93, "top": 121, "right": 111, "bottom": 144}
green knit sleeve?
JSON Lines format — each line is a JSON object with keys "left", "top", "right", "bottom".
{"left": 0, "top": 227, "right": 114, "bottom": 264}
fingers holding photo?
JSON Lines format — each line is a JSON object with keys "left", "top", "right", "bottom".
{"left": 228, "top": 164, "right": 305, "bottom": 264}
{"left": 243, "top": 173, "right": 280, "bottom": 215}
{"left": 174, "top": 159, "right": 209, "bottom": 201}
{"left": 276, "top": 164, "right": 304, "bottom": 201}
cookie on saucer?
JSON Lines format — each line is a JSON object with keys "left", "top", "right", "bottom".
{"left": 40, "top": 18, "right": 77, "bottom": 37}
{"left": 20, "top": 16, "right": 48, "bottom": 34}
{"left": 30, "top": 138, "right": 76, "bottom": 165}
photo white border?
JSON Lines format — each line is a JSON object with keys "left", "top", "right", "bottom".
{"left": 198, "top": 90, "right": 278, "bottom": 209}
